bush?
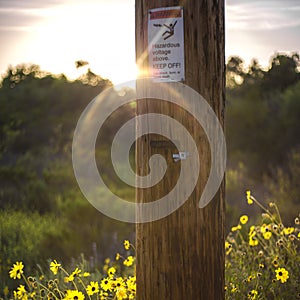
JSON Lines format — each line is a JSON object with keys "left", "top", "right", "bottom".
{"left": 2, "top": 192, "right": 299, "bottom": 299}
{"left": 225, "top": 191, "right": 300, "bottom": 299}
{"left": 0, "top": 211, "right": 63, "bottom": 292}
{"left": 2, "top": 240, "right": 136, "bottom": 300}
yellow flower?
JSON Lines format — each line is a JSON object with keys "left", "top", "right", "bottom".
{"left": 83, "top": 272, "right": 90, "bottom": 277}
{"left": 246, "top": 190, "right": 253, "bottom": 205}
{"left": 64, "top": 274, "right": 74, "bottom": 283}
{"left": 99, "top": 291, "right": 109, "bottom": 300}
{"left": 231, "top": 224, "right": 242, "bottom": 232}
{"left": 126, "top": 276, "right": 136, "bottom": 293}
{"left": 248, "top": 289, "right": 258, "bottom": 299}
{"left": 260, "top": 224, "right": 267, "bottom": 234}
{"left": 104, "top": 258, "right": 110, "bottom": 264}
{"left": 249, "top": 235, "right": 259, "bottom": 246}
{"left": 240, "top": 215, "right": 248, "bottom": 225}
{"left": 225, "top": 241, "right": 232, "bottom": 255}
{"left": 281, "top": 227, "right": 295, "bottom": 235}
{"left": 15, "top": 285, "right": 27, "bottom": 300}
{"left": 64, "top": 290, "right": 71, "bottom": 300}
{"left": 108, "top": 266, "right": 116, "bottom": 278}
{"left": 275, "top": 267, "right": 289, "bottom": 283}
{"left": 249, "top": 226, "right": 256, "bottom": 238}
{"left": 101, "top": 277, "right": 112, "bottom": 291}
{"left": 113, "top": 277, "right": 126, "bottom": 290}
{"left": 50, "top": 260, "right": 61, "bottom": 275}
{"left": 64, "top": 268, "right": 81, "bottom": 282}
{"left": 123, "top": 256, "right": 134, "bottom": 267}
{"left": 86, "top": 281, "right": 99, "bottom": 296}
{"left": 124, "top": 240, "right": 130, "bottom": 250}
{"left": 65, "top": 290, "right": 85, "bottom": 300}
{"left": 263, "top": 231, "right": 272, "bottom": 240}
{"left": 116, "top": 287, "right": 127, "bottom": 300}
{"left": 73, "top": 268, "right": 81, "bottom": 276}
{"left": 116, "top": 253, "right": 120, "bottom": 261}
{"left": 9, "top": 262, "right": 24, "bottom": 280}
{"left": 17, "top": 285, "right": 26, "bottom": 293}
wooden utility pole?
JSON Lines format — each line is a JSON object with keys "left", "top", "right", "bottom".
{"left": 136, "top": 1, "right": 225, "bottom": 299}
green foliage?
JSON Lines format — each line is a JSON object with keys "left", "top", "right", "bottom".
{"left": 265, "top": 148, "right": 300, "bottom": 225}
{"left": 1, "top": 55, "right": 299, "bottom": 298}
{"left": 0, "top": 210, "right": 63, "bottom": 291}
{"left": 226, "top": 52, "right": 300, "bottom": 221}
{"left": 0, "top": 63, "right": 113, "bottom": 210}
{"left": 225, "top": 192, "right": 300, "bottom": 300}
{"left": 2, "top": 198, "right": 299, "bottom": 299}
{"left": 0, "top": 64, "right": 135, "bottom": 281}
{"left": 3, "top": 240, "right": 136, "bottom": 300}
{"left": 226, "top": 53, "right": 300, "bottom": 177}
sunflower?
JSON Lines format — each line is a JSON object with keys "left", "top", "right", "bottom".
{"left": 275, "top": 267, "right": 289, "bottom": 283}
{"left": 123, "top": 240, "right": 130, "bottom": 250}
{"left": 86, "top": 281, "right": 99, "bottom": 296}
{"left": 9, "top": 262, "right": 24, "bottom": 280}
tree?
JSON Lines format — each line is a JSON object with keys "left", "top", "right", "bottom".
{"left": 0, "top": 64, "right": 130, "bottom": 272}
{"left": 262, "top": 53, "right": 300, "bottom": 92}
{"left": 226, "top": 56, "right": 245, "bottom": 87}
{"left": 225, "top": 52, "right": 300, "bottom": 220}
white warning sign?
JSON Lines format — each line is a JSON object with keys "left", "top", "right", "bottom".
{"left": 148, "top": 6, "right": 185, "bottom": 82}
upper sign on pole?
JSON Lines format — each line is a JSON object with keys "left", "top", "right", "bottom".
{"left": 148, "top": 6, "right": 185, "bottom": 82}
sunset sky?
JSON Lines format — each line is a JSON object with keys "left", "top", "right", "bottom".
{"left": 0, "top": 0, "right": 299, "bottom": 84}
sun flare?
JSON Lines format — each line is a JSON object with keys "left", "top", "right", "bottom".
{"left": 24, "top": 0, "right": 136, "bottom": 85}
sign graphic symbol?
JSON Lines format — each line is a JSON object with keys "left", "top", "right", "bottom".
{"left": 153, "top": 20, "right": 177, "bottom": 40}
{"left": 162, "top": 20, "right": 177, "bottom": 40}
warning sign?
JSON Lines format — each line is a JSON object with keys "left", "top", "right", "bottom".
{"left": 148, "top": 6, "right": 185, "bottom": 82}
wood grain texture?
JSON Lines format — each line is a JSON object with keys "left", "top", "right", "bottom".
{"left": 136, "top": 1, "right": 225, "bottom": 299}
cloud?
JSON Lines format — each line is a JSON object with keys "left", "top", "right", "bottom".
{"left": 0, "top": 0, "right": 69, "bottom": 32}
{"left": 0, "top": 0, "right": 62, "bottom": 9}
{"left": 0, "top": 9, "right": 43, "bottom": 30}
{"left": 226, "top": 0, "right": 300, "bottom": 30}
{"left": 0, "top": 0, "right": 133, "bottom": 32}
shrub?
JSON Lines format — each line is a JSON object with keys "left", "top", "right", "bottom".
{"left": 0, "top": 210, "right": 63, "bottom": 292}
{"left": 2, "top": 192, "right": 299, "bottom": 299}
{"left": 225, "top": 191, "right": 300, "bottom": 299}
{"left": 3, "top": 240, "right": 136, "bottom": 300}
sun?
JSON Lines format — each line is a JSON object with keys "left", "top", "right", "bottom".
{"left": 24, "top": 0, "right": 137, "bottom": 84}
